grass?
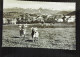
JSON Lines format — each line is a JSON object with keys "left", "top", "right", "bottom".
{"left": 2, "top": 23, "right": 76, "bottom": 50}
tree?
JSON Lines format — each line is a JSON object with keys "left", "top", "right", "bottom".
{"left": 62, "top": 14, "right": 66, "bottom": 23}
{"left": 66, "top": 16, "right": 71, "bottom": 23}
{"left": 42, "top": 15, "right": 47, "bottom": 22}
{"left": 7, "top": 19, "right": 11, "bottom": 24}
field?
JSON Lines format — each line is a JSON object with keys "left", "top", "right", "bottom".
{"left": 2, "top": 23, "right": 76, "bottom": 50}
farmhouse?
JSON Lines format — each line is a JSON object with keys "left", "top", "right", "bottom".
{"left": 57, "top": 19, "right": 63, "bottom": 22}
{"left": 3, "top": 17, "right": 17, "bottom": 24}
{"left": 3, "top": 18, "right": 8, "bottom": 24}
{"left": 55, "top": 14, "right": 63, "bottom": 22}
{"left": 37, "top": 16, "right": 44, "bottom": 22}
{"left": 11, "top": 18, "right": 17, "bottom": 24}
{"left": 66, "top": 11, "right": 75, "bottom": 23}
{"left": 67, "top": 15, "right": 75, "bottom": 23}
{"left": 54, "top": 14, "right": 75, "bottom": 23}
{"left": 3, "top": 12, "right": 23, "bottom": 24}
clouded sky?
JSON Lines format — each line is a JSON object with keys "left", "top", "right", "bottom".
{"left": 3, "top": 0, "right": 76, "bottom": 11}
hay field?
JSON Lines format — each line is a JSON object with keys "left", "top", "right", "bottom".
{"left": 2, "top": 24, "right": 76, "bottom": 50}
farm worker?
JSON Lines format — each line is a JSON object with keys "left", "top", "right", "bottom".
{"left": 18, "top": 24, "right": 22, "bottom": 30}
{"left": 31, "top": 27, "right": 39, "bottom": 42}
{"left": 19, "top": 24, "right": 23, "bottom": 37}
{"left": 21, "top": 24, "right": 27, "bottom": 38}
{"left": 31, "top": 27, "right": 34, "bottom": 39}
{"left": 33, "top": 27, "right": 39, "bottom": 38}
{"left": 18, "top": 24, "right": 27, "bottom": 37}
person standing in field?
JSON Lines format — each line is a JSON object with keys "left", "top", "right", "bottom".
{"left": 19, "top": 24, "right": 27, "bottom": 38}
{"left": 31, "top": 27, "right": 39, "bottom": 42}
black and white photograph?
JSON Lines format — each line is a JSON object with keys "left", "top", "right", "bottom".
{"left": 2, "top": 0, "right": 76, "bottom": 50}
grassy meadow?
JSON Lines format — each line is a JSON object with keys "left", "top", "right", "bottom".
{"left": 2, "top": 23, "right": 76, "bottom": 50}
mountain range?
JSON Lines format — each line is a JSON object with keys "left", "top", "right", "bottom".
{"left": 3, "top": 7, "right": 75, "bottom": 15}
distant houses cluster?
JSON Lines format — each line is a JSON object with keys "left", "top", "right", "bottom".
{"left": 3, "top": 11, "right": 75, "bottom": 25}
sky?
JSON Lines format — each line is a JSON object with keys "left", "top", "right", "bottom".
{"left": 3, "top": 0, "right": 76, "bottom": 11}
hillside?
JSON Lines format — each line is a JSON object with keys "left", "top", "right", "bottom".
{"left": 3, "top": 7, "right": 75, "bottom": 16}
{"left": 66, "top": 11, "right": 75, "bottom": 16}
{"left": 3, "top": 7, "right": 25, "bottom": 13}
{"left": 3, "top": 8, "right": 60, "bottom": 15}
{"left": 56, "top": 11, "right": 73, "bottom": 15}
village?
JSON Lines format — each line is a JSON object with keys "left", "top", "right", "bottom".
{"left": 3, "top": 10, "right": 75, "bottom": 25}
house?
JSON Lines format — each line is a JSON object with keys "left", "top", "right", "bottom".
{"left": 37, "top": 16, "right": 43, "bottom": 22}
{"left": 55, "top": 14, "right": 63, "bottom": 22}
{"left": 57, "top": 19, "right": 63, "bottom": 22}
{"left": 67, "top": 15, "right": 75, "bottom": 23}
{"left": 3, "top": 18, "right": 8, "bottom": 24}
{"left": 11, "top": 18, "right": 17, "bottom": 24}
{"left": 3, "top": 12, "right": 23, "bottom": 24}
{"left": 66, "top": 11, "right": 75, "bottom": 23}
